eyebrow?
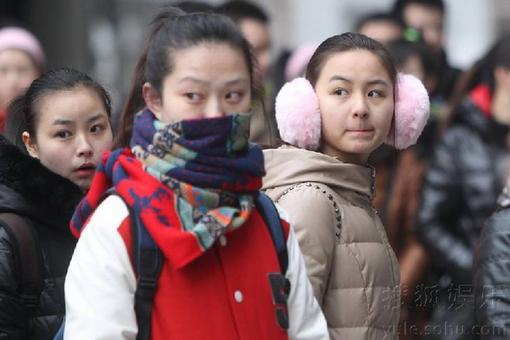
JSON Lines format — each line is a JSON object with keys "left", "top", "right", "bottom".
{"left": 329, "top": 75, "right": 389, "bottom": 87}
{"left": 178, "top": 77, "right": 249, "bottom": 86}
{"left": 52, "top": 113, "right": 107, "bottom": 126}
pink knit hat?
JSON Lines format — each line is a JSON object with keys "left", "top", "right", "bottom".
{"left": 0, "top": 27, "right": 45, "bottom": 70}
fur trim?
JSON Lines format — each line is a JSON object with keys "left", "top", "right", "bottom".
{"left": 0, "top": 135, "right": 83, "bottom": 229}
{"left": 386, "top": 73, "right": 430, "bottom": 150}
{"left": 275, "top": 77, "right": 321, "bottom": 150}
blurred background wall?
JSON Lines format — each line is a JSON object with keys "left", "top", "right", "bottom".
{"left": 1, "top": 0, "right": 509, "bottom": 116}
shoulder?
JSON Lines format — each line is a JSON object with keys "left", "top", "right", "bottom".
{"left": 78, "top": 195, "right": 130, "bottom": 246}
{"left": 274, "top": 183, "right": 340, "bottom": 218}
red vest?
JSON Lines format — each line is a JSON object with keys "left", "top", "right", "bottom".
{"left": 118, "top": 209, "right": 290, "bottom": 340}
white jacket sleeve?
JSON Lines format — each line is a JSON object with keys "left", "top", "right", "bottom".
{"left": 280, "top": 205, "right": 330, "bottom": 340}
{"left": 64, "top": 195, "right": 138, "bottom": 340}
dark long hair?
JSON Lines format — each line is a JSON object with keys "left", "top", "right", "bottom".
{"left": 115, "top": 7, "right": 260, "bottom": 148}
{"left": 4, "top": 67, "right": 112, "bottom": 154}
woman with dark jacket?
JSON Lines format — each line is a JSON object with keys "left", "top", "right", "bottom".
{"left": 473, "top": 175, "right": 510, "bottom": 340}
{"left": 0, "top": 68, "right": 113, "bottom": 339}
{"left": 416, "top": 35, "right": 510, "bottom": 340}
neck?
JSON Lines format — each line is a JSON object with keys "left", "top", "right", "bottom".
{"left": 319, "top": 143, "right": 368, "bottom": 165}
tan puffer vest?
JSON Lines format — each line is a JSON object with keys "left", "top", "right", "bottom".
{"left": 263, "top": 146, "right": 400, "bottom": 340}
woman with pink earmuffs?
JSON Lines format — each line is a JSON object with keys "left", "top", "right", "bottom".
{"left": 262, "top": 32, "right": 430, "bottom": 340}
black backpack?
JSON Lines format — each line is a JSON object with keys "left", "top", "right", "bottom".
{"left": 54, "top": 192, "right": 290, "bottom": 340}
{"left": 0, "top": 213, "right": 45, "bottom": 335}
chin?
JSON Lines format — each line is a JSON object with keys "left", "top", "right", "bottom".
{"left": 73, "top": 179, "right": 92, "bottom": 192}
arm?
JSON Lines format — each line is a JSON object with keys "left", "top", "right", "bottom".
{"left": 64, "top": 196, "right": 138, "bottom": 340}
{"left": 0, "top": 227, "right": 27, "bottom": 339}
{"left": 416, "top": 132, "right": 472, "bottom": 283}
{"left": 275, "top": 186, "right": 336, "bottom": 304}
{"left": 280, "top": 206, "right": 329, "bottom": 340}
{"left": 474, "top": 208, "right": 510, "bottom": 340}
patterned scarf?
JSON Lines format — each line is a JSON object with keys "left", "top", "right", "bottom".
{"left": 71, "top": 109, "right": 265, "bottom": 268}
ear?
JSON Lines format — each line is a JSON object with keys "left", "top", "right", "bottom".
{"left": 275, "top": 77, "right": 321, "bottom": 150}
{"left": 386, "top": 73, "right": 430, "bottom": 150}
{"left": 142, "top": 82, "right": 163, "bottom": 120}
{"left": 22, "top": 131, "right": 39, "bottom": 158}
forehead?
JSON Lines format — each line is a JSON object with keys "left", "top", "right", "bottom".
{"left": 0, "top": 49, "right": 35, "bottom": 66}
{"left": 404, "top": 3, "right": 443, "bottom": 24}
{"left": 319, "top": 49, "right": 392, "bottom": 82}
{"left": 35, "top": 86, "right": 105, "bottom": 122}
{"left": 168, "top": 42, "right": 249, "bottom": 79}
{"left": 359, "top": 21, "right": 403, "bottom": 44}
{"left": 239, "top": 18, "right": 270, "bottom": 47}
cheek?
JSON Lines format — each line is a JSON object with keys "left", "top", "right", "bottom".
{"left": 92, "top": 135, "right": 113, "bottom": 160}
{"left": 375, "top": 103, "right": 395, "bottom": 136}
{"left": 319, "top": 99, "right": 346, "bottom": 130}
{"left": 38, "top": 145, "right": 72, "bottom": 178}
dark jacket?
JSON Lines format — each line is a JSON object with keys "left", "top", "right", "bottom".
{"left": 474, "top": 202, "right": 510, "bottom": 340}
{"left": 417, "top": 98, "right": 508, "bottom": 284}
{"left": 416, "top": 98, "right": 509, "bottom": 340}
{"left": 0, "top": 136, "right": 83, "bottom": 339}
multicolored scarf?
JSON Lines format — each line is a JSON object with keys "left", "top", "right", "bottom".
{"left": 71, "top": 109, "right": 265, "bottom": 268}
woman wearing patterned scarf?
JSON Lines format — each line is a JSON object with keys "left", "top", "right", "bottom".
{"left": 63, "top": 7, "right": 328, "bottom": 340}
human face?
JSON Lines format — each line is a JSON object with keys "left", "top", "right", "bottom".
{"left": 403, "top": 3, "right": 444, "bottom": 53}
{"left": 359, "top": 21, "right": 403, "bottom": 44}
{"left": 23, "top": 86, "right": 113, "bottom": 191}
{"left": 145, "top": 42, "right": 251, "bottom": 123}
{"left": 0, "top": 49, "right": 39, "bottom": 110}
{"left": 316, "top": 50, "right": 394, "bottom": 164}
{"left": 239, "top": 18, "right": 271, "bottom": 79}
{"left": 492, "top": 66, "right": 510, "bottom": 126}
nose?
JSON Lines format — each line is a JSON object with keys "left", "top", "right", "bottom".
{"left": 76, "top": 134, "right": 93, "bottom": 158}
{"left": 203, "top": 97, "right": 227, "bottom": 118}
{"left": 351, "top": 93, "right": 369, "bottom": 119}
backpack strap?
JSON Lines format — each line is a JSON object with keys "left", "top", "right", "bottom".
{"left": 255, "top": 192, "right": 291, "bottom": 330}
{"left": 255, "top": 192, "right": 288, "bottom": 274}
{"left": 104, "top": 189, "right": 163, "bottom": 340}
{"left": 0, "top": 213, "right": 44, "bottom": 312}
{"left": 132, "top": 206, "right": 163, "bottom": 340}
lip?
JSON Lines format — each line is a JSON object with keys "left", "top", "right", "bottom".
{"left": 73, "top": 163, "right": 96, "bottom": 177}
{"left": 346, "top": 129, "right": 374, "bottom": 134}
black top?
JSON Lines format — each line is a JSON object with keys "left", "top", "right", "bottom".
{"left": 0, "top": 135, "right": 83, "bottom": 340}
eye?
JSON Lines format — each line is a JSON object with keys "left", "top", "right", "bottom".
{"left": 368, "top": 90, "right": 384, "bottom": 98}
{"left": 90, "top": 124, "right": 106, "bottom": 134}
{"left": 333, "top": 88, "right": 348, "bottom": 96}
{"left": 185, "top": 92, "right": 202, "bottom": 102}
{"left": 55, "top": 130, "right": 71, "bottom": 139}
{"left": 226, "top": 91, "right": 243, "bottom": 102}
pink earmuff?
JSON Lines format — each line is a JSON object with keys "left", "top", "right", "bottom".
{"left": 275, "top": 73, "right": 430, "bottom": 151}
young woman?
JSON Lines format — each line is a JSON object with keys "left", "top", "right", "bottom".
{"left": 64, "top": 9, "right": 328, "bottom": 340}
{"left": 262, "top": 32, "right": 429, "bottom": 339}
{"left": 0, "top": 26, "right": 45, "bottom": 132}
{"left": 0, "top": 67, "right": 113, "bottom": 339}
